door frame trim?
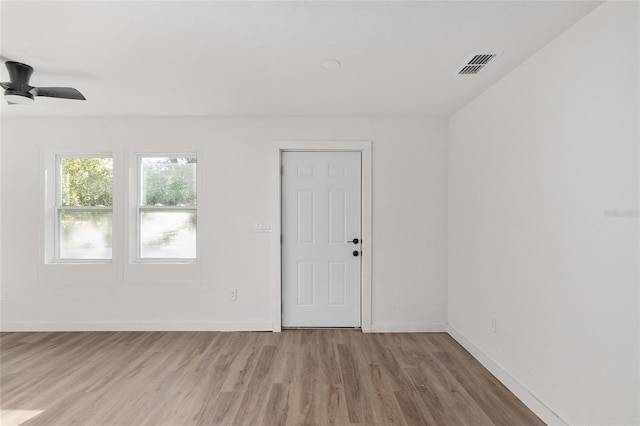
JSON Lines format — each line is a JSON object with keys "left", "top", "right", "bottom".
{"left": 271, "top": 140, "right": 372, "bottom": 332}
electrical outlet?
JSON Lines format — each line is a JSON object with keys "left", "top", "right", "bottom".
{"left": 228, "top": 288, "right": 237, "bottom": 301}
{"left": 2, "top": 291, "right": 11, "bottom": 302}
{"left": 490, "top": 317, "right": 497, "bottom": 333}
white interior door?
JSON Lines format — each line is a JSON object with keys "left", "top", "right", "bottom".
{"left": 282, "top": 151, "right": 362, "bottom": 328}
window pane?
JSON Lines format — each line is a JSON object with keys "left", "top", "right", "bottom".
{"left": 140, "top": 210, "right": 196, "bottom": 259}
{"left": 61, "top": 157, "right": 113, "bottom": 207}
{"left": 141, "top": 157, "right": 196, "bottom": 206}
{"left": 59, "top": 210, "right": 113, "bottom": 259}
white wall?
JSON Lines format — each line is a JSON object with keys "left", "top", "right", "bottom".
{"left": 448, "top": 2, "right": 639, "bottom": 425}
{"left": 0, "top": 117, "right": 448, "bottom": 332}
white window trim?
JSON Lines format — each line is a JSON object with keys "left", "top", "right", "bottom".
{"left": 39, "top": 149, "right": 201, "bottom": 285}
{"left": 132, "top": 152, "right": 199, "bottom": 264}
{"left": 53, "top": 153, "right": 114, "bottom": 263}
{"left": 39, "top": 150, "right": 119, "bottom": 285}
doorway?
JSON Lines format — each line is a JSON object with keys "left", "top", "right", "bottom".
{"left": 270, "top": 140, "right": 372, "bottom": 332}
{"left": 281, "top": 151, "right": 361, "bottom": 327}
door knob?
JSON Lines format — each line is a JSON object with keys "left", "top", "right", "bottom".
{"left": 353, "top": 251, "right": 360, "bottom": 257}
{"left": 349, "top": 238, "right": 360, "bottom": 244}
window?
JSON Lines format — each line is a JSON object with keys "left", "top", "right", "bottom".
{"left": 137, "top": 155, "right": 197, "bottom": 260}
{"left": 56, "top": 155, "right": 113, "bottom": 260}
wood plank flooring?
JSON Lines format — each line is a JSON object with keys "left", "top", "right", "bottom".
{"left": 0, "top": 330, "right": 545, "bottom": 425}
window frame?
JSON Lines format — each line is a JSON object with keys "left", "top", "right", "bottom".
{"left": 135, "top": 153, "right": 198, "bottom": 263}
{"left": 53, "top": 153, "right": 114, "bottom": 263}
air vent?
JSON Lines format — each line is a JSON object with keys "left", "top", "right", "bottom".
{"left": 459, "top": 65, "right": 483, "bottom": 75}
{"left": 458, "top": 53, "right": 500, "bottom": 75}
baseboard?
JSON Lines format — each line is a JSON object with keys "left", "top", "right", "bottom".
{"left": 0, "top": 321, "right": 273, "bottom": 332}
{"left": 446, "top": 325, "right": 567, "bottom": 426}
{"left": 370, "top": 322, "right": 447, "bottom": 333}
{"left": 2, "top": 321, "right": 447, "bottom": 333}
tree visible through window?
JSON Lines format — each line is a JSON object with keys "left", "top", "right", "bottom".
{"left": 139, "top": 156, "right": 197, "bottom": 260}
{"left": 57, "top": 156, "right": 113, "bottom": 260}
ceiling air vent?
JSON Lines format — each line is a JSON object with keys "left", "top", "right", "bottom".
{"left": 457, "top": 53, "right": 500, "bottom": 75}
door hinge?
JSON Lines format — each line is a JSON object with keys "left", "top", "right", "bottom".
{"left": 280, "top": 165, "right": 284, "bottom": 176}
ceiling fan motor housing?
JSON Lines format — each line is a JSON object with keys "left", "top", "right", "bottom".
{"left": 3, "top": 61, "right": 35, "bottom": 103}
{"left": 6, "top": 61, "right": 34, "bottom": 86}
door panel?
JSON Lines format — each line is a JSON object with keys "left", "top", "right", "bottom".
{"left": 297, "top": 191, "right": 315, "bottom": 243}
{"left": 328, "top": 261, "right": 346, "bottom": 306}
{"left": 282, "top": 151, "right": 361, "bottom": 327}
{"left": 297, "top": 262, "right": 314, "bottom": 305}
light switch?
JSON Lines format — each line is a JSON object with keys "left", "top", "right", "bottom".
{"left": 253, "top": 222, "right": 272, "bottom": 232}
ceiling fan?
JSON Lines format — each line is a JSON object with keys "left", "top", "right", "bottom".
{"left": 1, "top": 60, "right": 86, "bottom": 105}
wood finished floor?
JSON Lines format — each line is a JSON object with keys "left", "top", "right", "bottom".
{"left": 0, "top": 330, "right": 545, "bottom": 426}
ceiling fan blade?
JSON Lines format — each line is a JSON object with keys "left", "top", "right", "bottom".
{"left": 1, "top": 82, "right": 13, "bottom": 90}
{"left": 35, "top": 87, "right": 86, "bottom": 100}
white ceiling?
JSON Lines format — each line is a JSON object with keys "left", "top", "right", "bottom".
{"left": 0, "top": 1, "right": 602, "bottom": 118}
